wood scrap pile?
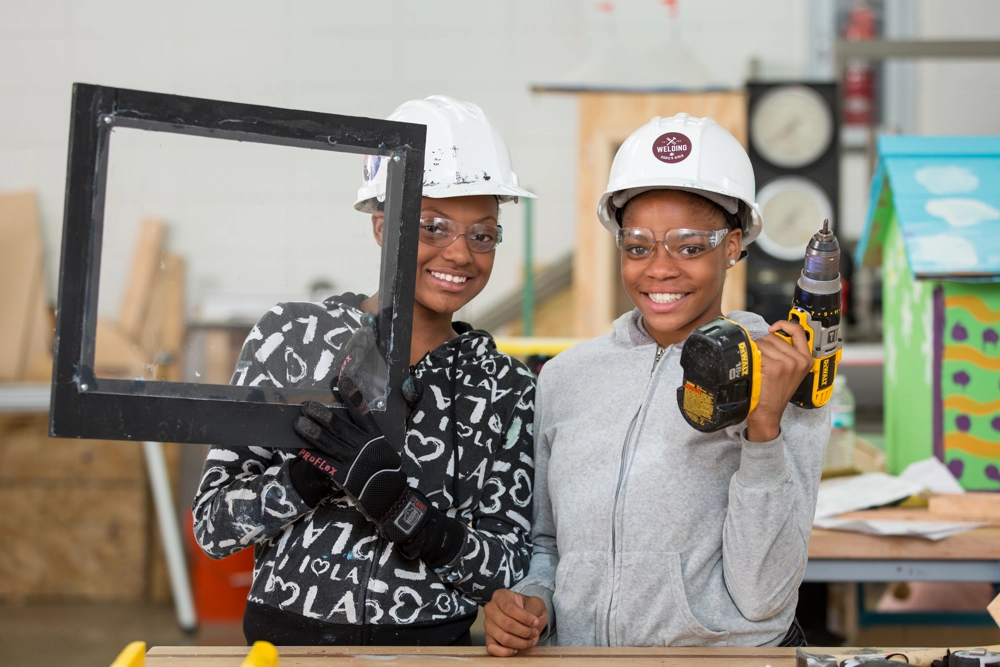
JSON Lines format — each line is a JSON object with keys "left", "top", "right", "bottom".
{"left": 0, "top": 194, "right": 186, "bottom": 603}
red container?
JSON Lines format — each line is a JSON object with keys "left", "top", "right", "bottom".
{"left": 185, "top": 509, "right": 255, "bottom": 622}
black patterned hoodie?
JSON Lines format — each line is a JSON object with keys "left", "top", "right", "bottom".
{"left": 192, "top": 294, "right": 535, "bottom": 643}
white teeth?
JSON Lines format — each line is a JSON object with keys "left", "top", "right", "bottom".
{"left": 647, "top": 292, "right": 685, "bottom": 304}
{"left": 431, "top": 271, "right": 467, "bottom": 284}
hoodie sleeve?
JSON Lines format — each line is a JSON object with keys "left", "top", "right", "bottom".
{"left": 511, "top": 369, "right": 558, "bottom": 637}
{"left": 720, "top": 403, "right": 829, "bottom": 622}
{"left": 433, "top": 371, "right": 536, "bottom": 604}
{"left": 191, "top": 306, "right": 338, "bottom": 559}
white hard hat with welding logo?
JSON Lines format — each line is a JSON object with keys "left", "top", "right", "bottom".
{"left": 355, "top": 95, "right": 535, "bottom": 213}
{"left": 597, "top": 113, "right": 762, "bottom": 247}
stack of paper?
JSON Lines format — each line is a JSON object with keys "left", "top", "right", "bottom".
{"left": 812, "top": 468, "right": 983, "bottom": 540}
{"left": 813, "top": 516, "right": 984, "bottom": 541}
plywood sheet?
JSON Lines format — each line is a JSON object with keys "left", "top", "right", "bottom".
{"left": 0, "top": 486, "right": 147, "bottom": 601}
{"left": 0, "top": 414, "right": 143, "bottom": 483}
{"left": 0, "top": 191, "right": 45, "bottom": 381}
{"left": 574, "top": 92, "right": 747, "bottom": 337}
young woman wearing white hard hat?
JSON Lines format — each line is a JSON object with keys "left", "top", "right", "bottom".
{"left": 193, "top": 96, "right": 538, "bottom": 646}
{"left": 484, "top": 114, "right": 829, "bottom": 652}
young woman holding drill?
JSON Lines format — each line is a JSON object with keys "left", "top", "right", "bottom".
{"left": 192, "top": 96, "right": 537, "bottom": 646}
{"left": 484, "top": 113, "right": 830, "bottom": 653}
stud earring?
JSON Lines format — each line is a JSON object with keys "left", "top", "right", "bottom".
{"left": 728, "top": 259, "right": 737, "bottom": 266}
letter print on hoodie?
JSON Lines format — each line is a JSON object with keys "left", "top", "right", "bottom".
{"left": 192, "top": 294, "right": 535, "bottom": 627}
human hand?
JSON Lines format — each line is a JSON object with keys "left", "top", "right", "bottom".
{"left": 338, "top": 313, "right": 379, "bottom": 381}
{"left": 484, "top": 589, "right": 548, "bottom": 657}
{"left": 746, "top": 320, "right": 814, "bottom": 442}
{"left": 294, "top": 374, "right": 429, "bottom": 543}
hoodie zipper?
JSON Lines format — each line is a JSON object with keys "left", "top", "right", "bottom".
{"left": 604, "top": 346, "right": 666, "bottom": 645}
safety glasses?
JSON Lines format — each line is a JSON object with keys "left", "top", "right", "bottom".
{"left": 616, "top": 227, "right": 730, "bottom": 260}
{"left": 419, "top": 217, "right": 502, "bottom": 253}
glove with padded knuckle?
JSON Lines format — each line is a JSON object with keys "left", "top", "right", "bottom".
{"left": 293, "top": 320, "right": 464, "bottom": 566}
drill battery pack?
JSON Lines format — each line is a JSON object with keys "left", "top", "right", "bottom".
{"left": 677, "top": 318, "right": 761, "bottom": 432}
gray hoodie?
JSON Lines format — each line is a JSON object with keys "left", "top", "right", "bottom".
{"left": 512, "top": 309, "right": 829, "bottom": 647}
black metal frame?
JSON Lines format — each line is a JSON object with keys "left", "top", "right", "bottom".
{"left": 49, "top": 83, "right": 425, "bottom": 449}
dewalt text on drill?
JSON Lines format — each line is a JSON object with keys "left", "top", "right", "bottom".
{"left": 677, "top": 219, "right": 843, "bottom": 432}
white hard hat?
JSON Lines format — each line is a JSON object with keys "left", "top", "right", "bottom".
{"left": 355, "top": 95, "right": 536, "bottom": 213}
{"left": 597, "top": 113, "right": 762, "bottom": 247}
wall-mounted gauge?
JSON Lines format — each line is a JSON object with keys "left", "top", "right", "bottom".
{"left": 755, "top": 177, "right": 834, "bottom": 261}
{"left": 750, "top": 85, "right": 834, "bottom": 169}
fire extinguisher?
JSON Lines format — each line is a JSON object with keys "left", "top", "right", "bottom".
{"left": 843, "top": 1, "right": 875, "bottom": 127}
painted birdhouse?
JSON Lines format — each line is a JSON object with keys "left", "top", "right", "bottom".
{"left": 857, "top": 136, "right": 1000, "bottom": 490}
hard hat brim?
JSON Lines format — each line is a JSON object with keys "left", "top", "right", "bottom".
{"left": 598, "top": 181, "right": 761, "bottom": 248}
{"left": 355, "top": 182, "right": 536, "bottom": 214}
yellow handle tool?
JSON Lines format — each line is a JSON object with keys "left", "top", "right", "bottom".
{"left": 241, "top": 641, "right": 279, "bottom": 667}
{"left": 110, "top": 642, "right": 146, "bottom": 667}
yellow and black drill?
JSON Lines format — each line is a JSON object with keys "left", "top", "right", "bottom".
{"left": 677, "top": 219, "right": 843, "bottom": 432}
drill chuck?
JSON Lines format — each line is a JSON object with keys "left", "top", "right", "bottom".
{"left": 802, "top": 218, "right": 840, "bottom": 283}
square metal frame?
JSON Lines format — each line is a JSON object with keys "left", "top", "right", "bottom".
{"left": 50, "top": 83, "right": 425, "bottom": 449}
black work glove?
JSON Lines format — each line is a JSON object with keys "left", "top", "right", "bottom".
{"left": 293, "top": 317, "right": 464, "bottom": 566}
{"left": 295, "top": 374, "right": 430, "bottom": 544}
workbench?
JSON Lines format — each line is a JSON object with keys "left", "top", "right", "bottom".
{"left": 143, "top": 645, "right": 978, "bottom": 666}
{"left": 805, "top": 526, "right": 1000, "bottom": 582}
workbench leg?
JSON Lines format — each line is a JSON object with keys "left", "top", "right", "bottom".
{"left": 143, "top": 440, "right": 198, "bottom": 632}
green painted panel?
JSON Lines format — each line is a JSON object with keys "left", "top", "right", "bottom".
{"left": 941, "top": 282, "right": 1000, "bottom": 489}
{"left": 882, "top": 216, "right": 934, "bottom": 474}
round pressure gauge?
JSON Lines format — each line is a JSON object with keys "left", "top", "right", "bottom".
{"left": 750, "top": 85, "right": 834, "bottom": 169}
{"left": 755, "top": 177, "right": 834, "bottom": 261}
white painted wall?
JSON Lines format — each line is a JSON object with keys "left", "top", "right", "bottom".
{"left": 5, "top": 0, "right": 996, "bottom": 326}
{"left": 0, "top": 0, "right": 810, "bottom": 325}
{"left": 915, "top": 0, "right": 1000, "bottom": 136}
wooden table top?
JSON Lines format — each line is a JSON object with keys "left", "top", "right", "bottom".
{"left": 808, "top": 526, "right": 1000, "bottom": 560}
{"left": 145, "top": 645, "right": 983, "bottom": 667}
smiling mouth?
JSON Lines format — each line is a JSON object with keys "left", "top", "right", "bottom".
{"left": 646, "top": 292, "right": 687, "bottom": 304}
{"left": 429, "top": 270, "right": 469, "bottom": 285}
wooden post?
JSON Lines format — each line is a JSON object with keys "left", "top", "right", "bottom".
{"left": 574, "top": 92, "right": 748, "bottom": 338}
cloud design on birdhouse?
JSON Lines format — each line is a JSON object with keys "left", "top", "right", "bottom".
{"left": 915, "top": 165, "right": 979, "bottom": 194}
{"left": 908, "top": 233, "right": 979, "bottom": 270}
{"left": 925, "top": 198, "right": 1000, "bottom": 228}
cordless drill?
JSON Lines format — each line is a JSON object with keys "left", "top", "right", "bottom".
{"left": 677, "top": 219, "right": 843, "bottom": 432}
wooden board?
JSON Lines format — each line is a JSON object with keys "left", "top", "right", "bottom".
{"left": 21, "top": 293, "right": 53, "bottom": 382}
{"left": 0, "top": 414, "right": 149, "bottom": 602}
{"left": 118, "top": 218, "right": 165, "bottom": 341}
{"left": 573, "top": 92, "right": 748, "bottom": 338}
{"left": 808, "top": 526, "right": 1000, "bottom": 560}
{"left": 95, "top": 318, "right": 149, "bottom": 379}
{"left": 0, "top": 191, "right": 46, "bottom": 381}
{"left": 836, "top": 507, "right": 1000, "bottom": 525}
{"left": 144, "top": 645, "right": 1000, "bottom": 667}
{"left": 139, "top": 252, "right": 186, "bottom": 380}
{"left": 0, "top": 486, "right": 147, "bottom": 601}
{"left": 0, "top": 414, "right": 143, "bottom": 483}
{"left": 930, "top": 493, "right": 1000, "bottom": 521}
{"left": 146, "top": 646, "right": 798, "bottom": 667}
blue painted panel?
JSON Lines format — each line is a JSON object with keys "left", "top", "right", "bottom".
{"left": 883, "top": 157, "right": 1000, "bottom": 278}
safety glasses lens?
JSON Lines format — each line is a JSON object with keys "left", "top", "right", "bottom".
{"left": 418, "top": 218, "right": 500, "bottom": 253}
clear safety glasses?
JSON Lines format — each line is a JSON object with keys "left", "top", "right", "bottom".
{"left": 616, "top": 227, "right": 730, "bottom": 260}
{"left": 419, "top": 217, "right": 503, "bottom": 253}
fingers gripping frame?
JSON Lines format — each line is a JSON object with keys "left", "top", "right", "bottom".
{"left": 49, "top": 84, "right": 425, "bottom": 449}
